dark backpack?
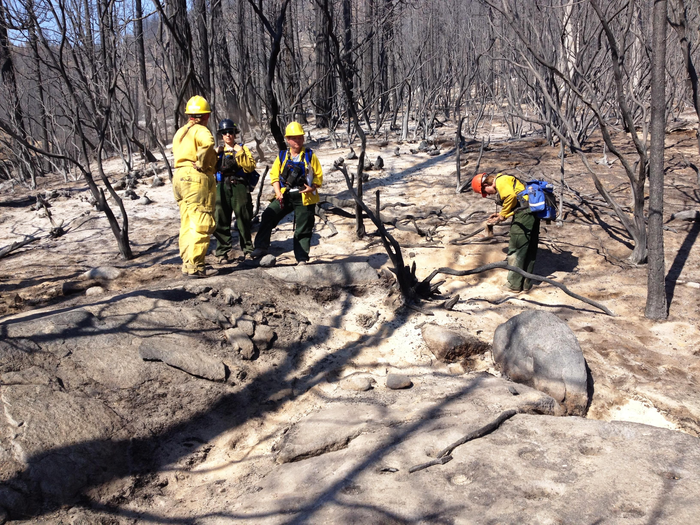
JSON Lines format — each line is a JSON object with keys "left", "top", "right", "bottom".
{"left": 217, "top": 147, "right": 260, "bottom": 191}
{"left": 278, "top": 148, "right": 314, "bottom": 190}
{"left": 516, "top": 179, "right": 557, "bottom": 220}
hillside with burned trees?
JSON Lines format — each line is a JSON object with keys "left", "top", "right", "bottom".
{"left": 2, "top": 1, "right": 700, "bottom": 523}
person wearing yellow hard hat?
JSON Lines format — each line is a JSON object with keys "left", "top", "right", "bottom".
{"left": 172, "top": 95, "right": 219, "bottom": 278}
{"left": 472, "top": 172, "right": 540, "bottom": 293}
{"left": 251, "top": 121, "right": 323, "bottom": 264}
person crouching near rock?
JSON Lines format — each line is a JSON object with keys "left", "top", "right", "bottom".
{"left": 471, "top": 172, "right": 540, "bottom": 293}
{"left": 213, "top": 119, "right": 257, "bottom": 264}
{"left": 172, "top": 95, "right": 219, "bottom": 278}
{"left": 251, "top": 122, "right": 323, "bottom": 265}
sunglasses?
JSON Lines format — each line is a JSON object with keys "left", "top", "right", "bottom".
{"left": 221, "top": 131, "right": 235, "bottom": 136}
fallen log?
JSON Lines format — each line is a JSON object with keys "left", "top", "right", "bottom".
{"left": 423, "top": 261, "right": 615, "bottom": 316}
{"left": 0, "top": 236, "right": 41, "bottom": 259}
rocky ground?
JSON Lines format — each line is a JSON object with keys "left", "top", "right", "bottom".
{"left": 1, "top": 121, "right": 700, "bottom": 523}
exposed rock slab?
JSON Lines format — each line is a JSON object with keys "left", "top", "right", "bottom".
{"left": 0, "top": 385, "right": 125, "bottom": 507}
{"left": 265, "top": 261, "right": 379, "bottom": 286}
{"left": 138, "top": 337, "right": 225, "bottom": 381}
{"left": 493, "top": 310, "right": 589, "bottom": 416}
{"left": 238, "top": 374, "right": 700, "bottom": 524}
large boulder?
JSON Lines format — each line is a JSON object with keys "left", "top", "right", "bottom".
{"left": 492, "top": 310, "right": 589, "bottom": 415}
{"left": 265, "top": 262, "right": 378, "bottom": 286}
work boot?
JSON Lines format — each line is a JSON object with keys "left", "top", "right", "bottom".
{"left": 502, "top": 284, "right": 522, "bottom": 294}
{"left": 186, "top": 268, "right": 219, "bottom": 279}
{"left": 251, "top": 248, "right": 267, "bottom": 259}
{"left": 216, "top": 255, "right": 230, "bottom": 265}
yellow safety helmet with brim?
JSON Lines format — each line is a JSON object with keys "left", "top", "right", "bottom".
{"left": 284, "top": 121, "right": 305, "bottom": 137}
{"left": 185, "top": 95, "right": 211, "bottom": 115}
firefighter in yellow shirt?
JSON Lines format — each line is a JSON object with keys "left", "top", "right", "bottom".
{"left": 472, "top": 172, "right": 540, "bottom": 292}
{"left": 251, "top": 122, "right": 323, "bottom": 264}
{"left": 172, "top": 96, "right": 218, "bottom": 278}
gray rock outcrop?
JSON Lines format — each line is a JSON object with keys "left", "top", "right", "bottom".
{"left": 139, "top": 338, "right": 225, "bottom": 381}
{"left": 265, "top": 261, "right": 378, "bottom": 286}
{"left": 492, "top": 310, "right": 589, "bottom": 415}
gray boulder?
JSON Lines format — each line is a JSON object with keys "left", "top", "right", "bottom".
{"left": 138, "top": 338, "right": 225, "bottom": 381}
{"left": 265, "top": 262, "right": 378, "bottom": 287}
{"left": 421, "top": 324, "right": 489, "bottom": 362}
{"left": 492, "top": 310, "right": 588, "bottom": 416}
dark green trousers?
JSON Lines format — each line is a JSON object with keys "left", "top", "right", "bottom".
{"left": 506, "top": 209, "right": 540, "bottom": 291}
{"left": 214, "top": 181, "right": 253, "bottom": 257}
{"left": 254, "top": 191, "right": 316, "bottom": 262}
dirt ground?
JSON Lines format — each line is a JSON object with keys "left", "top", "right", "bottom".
{"left": 1, "top": 120, "right": 700, "bottom": 520}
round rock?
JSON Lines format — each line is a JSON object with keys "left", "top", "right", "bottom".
{"left": 386, "top": 374, "right": 412, "bottom": 390}
{"left": 340, "top": 375, "right": 374, "bottom": 392}
{"left": 259, "top": 254, "right": 277, "bottom": 267}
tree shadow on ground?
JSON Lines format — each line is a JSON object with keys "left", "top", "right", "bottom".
{"left": 665, "top": 220, "right": 700, "bottom": 313}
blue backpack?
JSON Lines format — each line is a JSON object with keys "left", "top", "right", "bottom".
{"left": 517, "top": 179, "right": 557, "bottom": 220}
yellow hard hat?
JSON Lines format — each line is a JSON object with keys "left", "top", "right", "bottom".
{"left": 284, "top": 121, "right": 305, "bottom": 137}
{"left": 185, "top": 95, "right": 211, "bottom": 115}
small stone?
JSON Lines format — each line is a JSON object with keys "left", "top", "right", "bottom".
{"left": 197, "top": 303, "right": 230, "bottom": 327}
{"left": 393, "top": 147, "right": 400, "bottom": 157}
{"left": 137, "top": 196, "right": 151, "bottom": 205}
{"left": 386, "top": 374, "right": 412, "bottom": 390}
{"left": 346, "top": 147, "right": 357, "bottom": 160}
{"left": 259, "top": 254, "right": 277, "bottom": 267}
{"left": 151, "top": 175, "right": 164, "bottom": 187}
{"left": 222, "top": 288, "right": 241, "bottom": 306}
{"left": 81, "top": 266, "right": 122, "bottom": 281}
{"left": 85, "top": 286, "right": 105, "bottom": 296}
{"left": 237, "top": 319, "right": 255, "bottom": 337}
{"left": 252, "top": 325, "right": 276, "bottom": 350}
{"left": 375, "top": 156, "right": 384, "bottom": 169}
{"left": 113, "top": 179, "right": 126, "bottom": 190}
{"left": 184, "top": 283, "right": 211, "bottom": 294}
{"left": 340, "top": 376, "right": 373, "bottom": 392}
{"left": 225, "top": 327, "right": 255, "bottom": 359}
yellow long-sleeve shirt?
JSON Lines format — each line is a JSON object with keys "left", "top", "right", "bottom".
{"left": 494, "top": 174, "right": 526, "bottom": 219}
{"left": 172, "top": 122, "right": 217, "bottom": 176}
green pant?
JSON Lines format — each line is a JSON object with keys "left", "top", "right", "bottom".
{"left": 214, "top": 180, "right": 253, "bottom": 257}
{"left": 506, "top": 209, "right": 540, "bottom": 291}
{"left": 254, "top": 191, "right": 316, "bottom": 262}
